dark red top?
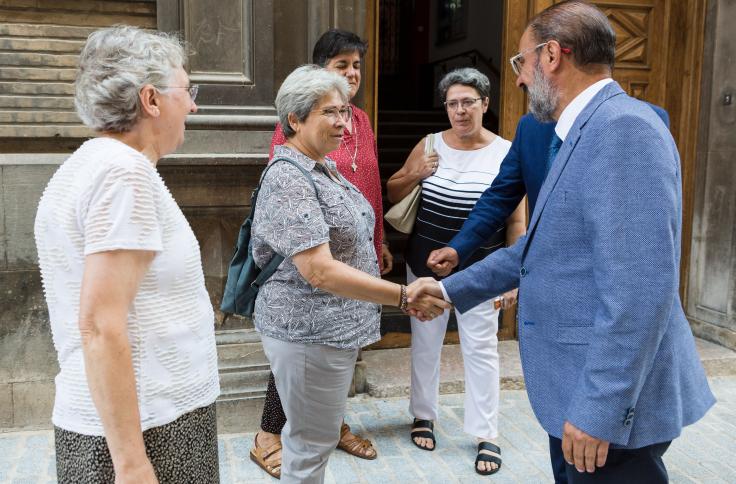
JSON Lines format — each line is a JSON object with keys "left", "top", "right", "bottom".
{"left": 269, "top": 104, "right": 384, "bottom": 266}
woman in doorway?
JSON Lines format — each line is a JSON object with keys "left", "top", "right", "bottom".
{"left": 386, "top": 67, "right": 526, "bottom": 476}
{"left": 251, "top": 29, "right": 392, "bottom": 478}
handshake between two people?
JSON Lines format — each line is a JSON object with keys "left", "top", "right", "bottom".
{"left": 405, "top": 277, "right": 449, "bottom": 321}
{"left": 425, "top": 247, "right": 519, "bottom": 310}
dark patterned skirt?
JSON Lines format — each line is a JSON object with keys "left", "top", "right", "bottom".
{"left": 55, "top": 403, "right": 219, "bottom": 484}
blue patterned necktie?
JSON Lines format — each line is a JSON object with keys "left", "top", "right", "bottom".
{"left": 546, "top": 134, "right": 563, "bottom": 176}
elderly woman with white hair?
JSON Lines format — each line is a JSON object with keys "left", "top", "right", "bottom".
{"left": 251, "top": 64, "right": 449, "bottom": 483}
{"left": 34, "top": 26, "right": 220, "bottom": 483}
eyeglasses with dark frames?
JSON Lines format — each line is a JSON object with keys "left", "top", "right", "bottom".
{"left": 444, "top": 97, "right": 484, "bottom": 111}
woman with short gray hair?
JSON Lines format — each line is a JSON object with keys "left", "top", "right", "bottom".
{"left": 35, "top": 26, "right": 219, "bottom": 483}
{"left": 387, "top": 67, "right": 526, "bottom": 475}
{"left": 250, "top": 64, "right": 449, "bottom": 483}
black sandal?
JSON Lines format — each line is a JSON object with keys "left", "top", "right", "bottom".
{"left": 475, "top": 441, "right": 502, "bottom": 476}
{"left": 410, "top": 419, "right": 436, "bottom": 451}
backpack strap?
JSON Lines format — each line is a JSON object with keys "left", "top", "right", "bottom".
{"left": 251, "top": 156, "right": 318, "bottom": 215}
{"left": 248, "top": 156, "right": 319, "bottom": 291}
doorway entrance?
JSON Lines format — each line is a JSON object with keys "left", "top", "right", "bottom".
{"left": 373, "top": 0, "right": 507, "bottom": 347}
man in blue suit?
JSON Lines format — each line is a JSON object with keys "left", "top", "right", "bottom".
{"left": 409, "top": 2, "right": 714, "bottom": 482}
{"left": 427, "top": 109, "right": 669, "bottom": 281}
{"left": 425, "top": 41, "right": 670, "bottom": 484}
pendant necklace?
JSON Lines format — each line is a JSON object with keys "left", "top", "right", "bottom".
{"left": 343, "top": 118, "right": 359, "bottom": 172}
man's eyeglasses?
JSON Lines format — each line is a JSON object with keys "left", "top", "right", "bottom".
{"left": 313, "top": 105, "right": 352, "bottom": 122}
{"left": 444, "top": 97, "right": 483, "bottom": 111}
{"left": 509, "top": 42, "right": 549, "bottom": 76}
{"left": 158, "top": 84, "right": 199, "bottom": 102}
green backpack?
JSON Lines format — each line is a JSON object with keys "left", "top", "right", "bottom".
{"left": 220, "top": 157, "right": 317, "bottom": 318}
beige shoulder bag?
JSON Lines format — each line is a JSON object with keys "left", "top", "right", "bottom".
{"left": 384, "top": 134, "right": 434, "bottom": 234}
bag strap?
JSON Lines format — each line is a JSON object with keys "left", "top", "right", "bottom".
{"left": 251, "top": 156, "right": 318, "bottom": 215}
{"left": 248, "top": 156, "right": 319, "bottom": 291}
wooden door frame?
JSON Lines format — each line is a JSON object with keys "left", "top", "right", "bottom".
{"left": 364, "top": 0, "right": 379, "bottom": 130}
{"left": 499, "top": 0, "right": 707, "bottom": 312}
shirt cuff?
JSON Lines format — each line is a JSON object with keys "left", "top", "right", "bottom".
{"left": 438, "top": 281, "right": 452, "bottom": 303}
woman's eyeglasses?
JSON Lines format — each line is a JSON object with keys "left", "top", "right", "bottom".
{"left": 444, "top": 97, "right": 483, "bottom": 111}
{"left": 158, "top": 84, "right": 199, "bottom": 102}
{"left": 313, "top": 105, "right": 352, "bottom": 122}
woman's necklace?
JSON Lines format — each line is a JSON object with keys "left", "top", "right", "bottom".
{"left": 343, "top": 118, "right": 359, "bottom": 172}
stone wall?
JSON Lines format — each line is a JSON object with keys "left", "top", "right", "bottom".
{"left": 687, "top": 0, "right": 736, "bottom": 350}
{"left": 0, "top": 0, "right": 157, "bottom": 430}
{"left": 0, "top": 0, "right": 373, "bottom": 432}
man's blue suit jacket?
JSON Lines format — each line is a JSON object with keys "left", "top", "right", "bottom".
{"left": 443, "top": 82, "right": 714, "bottom": 448}
{"left": 448, "top": 106, "right": 670, "bottom": 265}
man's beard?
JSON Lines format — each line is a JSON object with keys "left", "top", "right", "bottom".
{"left": 527, "top": 61, "right": 558, "bottom": 123}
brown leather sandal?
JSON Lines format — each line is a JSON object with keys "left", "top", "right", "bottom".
{"left": 249, "top": 434, "right": 282, "bottom": 479}
{"left": 336, "top": 422, "right": 377, "bottom": 460}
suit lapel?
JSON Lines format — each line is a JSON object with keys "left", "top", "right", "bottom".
{"left": 522, "top": 82, "right": 626, "bottom": 258}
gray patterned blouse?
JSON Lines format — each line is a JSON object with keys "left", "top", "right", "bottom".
{"left": 251, "top": 145, "right": 382, "bottom": 349}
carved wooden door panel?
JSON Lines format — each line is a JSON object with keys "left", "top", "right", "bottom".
{"left": 596, "top": 0, "right": 668, "bottom": 104}
{"left": 499, "top": 0, "right": 706, "bottom": 339}
{"left": 502, "top": 0, "right": 670, "bottom": 116}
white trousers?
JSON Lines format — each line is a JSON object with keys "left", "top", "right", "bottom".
{"left": 407, "top": 264, "right": 500, "bottom": 440}
{"left": 261, "top": 335, "right": 358, "bottom": 484}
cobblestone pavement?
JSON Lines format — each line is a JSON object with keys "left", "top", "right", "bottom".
{"left": 2, "top": 376, "right": 734, "bottom": 483}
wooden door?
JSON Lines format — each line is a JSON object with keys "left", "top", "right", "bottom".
{"left": 499, "top": 0, "right": 707, "bottom": 337}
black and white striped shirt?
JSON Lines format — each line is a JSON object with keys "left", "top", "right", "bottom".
{"left": 405, "top": 132, "right": 512, "bottom": 278}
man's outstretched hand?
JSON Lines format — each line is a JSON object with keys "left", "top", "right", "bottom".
{"left": 426, "top": 247, "right": 459, "bottom": 277}
{"left": 406, "top": 277, "right": 451, "bottom": 320}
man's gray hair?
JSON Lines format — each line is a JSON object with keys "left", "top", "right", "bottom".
{"left": 74, "top": 26, "right": 186, "bottom": 133}
{"left": 438, "top": 67, "right": 491, "bottom": 101}
{"left": 529, "top": 1, "right": 616, "bottom": 71}
{"left": 275, "top": 65, "right": 349, "bottom": 138}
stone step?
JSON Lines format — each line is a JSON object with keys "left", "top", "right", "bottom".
{"left": 214, "top": 329, "right": 269, "bottom": 433}
{"left": 0, "top": 82, "right": 74, "bottom": 96}
{"left": 361, "top": 338, "right": 736, "bottom": 400}
{"left": 377, "top": 120, "right": 449, "bottom": 136}
{"left": 218, "top": 365, "right": 271, "bottom": 396}
{"left": 215, "top": 396, "right": 264, "bottom": 434}
{"left": 0, "top": 23, "right": 95, "bottom": 39}
{"left": 0, "top": 52, "right": 79, "bottom": 68}
{"left": 377, "top": 133, "right": 425, "bottom": 150}
{"left": 0, "top": 67, "right": 76, "bottom": 82}
{"left": 362, "top": 341, "right": 525, "bottom": 399}
{"left": 0, "top": 1, "right": 157, "bottom": 29}
{"left": 0, "top": 37, "right": 84, "bottom": 54}
{"left": 0, "top": 124, "right": 91, "bottom": 138}
{"left": 378, "top": 109, "right": 449, "bottom": 123}
{"left": 0, "top": 111, "right": 79, "bottom": 124}
{"left": 0, "top": 95, "right": 75, "bottom": 110}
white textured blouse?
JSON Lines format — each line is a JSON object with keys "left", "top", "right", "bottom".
{"left": 34, "top": 137, "right": 220, "bottom": 436}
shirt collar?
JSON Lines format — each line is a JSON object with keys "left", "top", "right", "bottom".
{"left": 272, "top": 144, "right": 338, "bottom": 172}
{"left": 554, "top": 78, "right": 613, "bottom": 141}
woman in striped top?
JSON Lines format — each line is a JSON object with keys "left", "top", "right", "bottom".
{"left": 387, "top": 68, "right": 526, "bottom": 476}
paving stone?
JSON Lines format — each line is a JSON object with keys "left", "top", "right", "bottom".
{"left": 1, "top": 377, "right": 734, "bottom": 482}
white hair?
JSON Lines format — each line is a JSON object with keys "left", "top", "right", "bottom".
{"left": 275, "top": 65, "right": 349, "bottom": 138}
{"left": 74, "top": 26, "right": 186, "bottom": 133}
